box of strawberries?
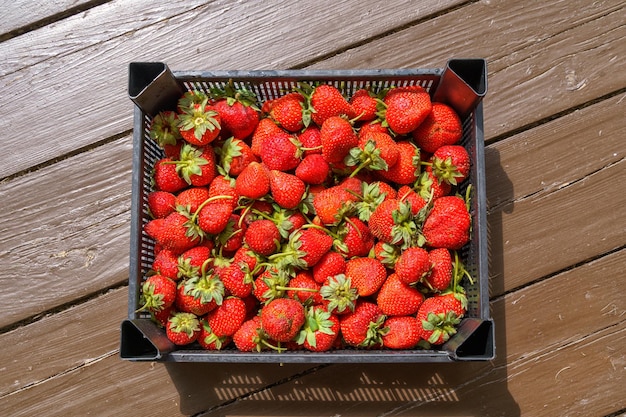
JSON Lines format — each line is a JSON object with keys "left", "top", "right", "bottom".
{"left": 120, "top": 60, "right": 494, "bottom": 362}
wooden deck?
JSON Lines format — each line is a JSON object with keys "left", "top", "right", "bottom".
{"left": 1, "top": 0, "right": 624, "bottom": 415}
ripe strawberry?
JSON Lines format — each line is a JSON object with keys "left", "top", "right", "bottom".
{"left": 422, "top": 196, "right": 471, "bottom": 250}
{"left": 297, "top": 125, "right": 323, "bottom": 156}
{"left": 152, "top": 249, "right": 180, "bottom": 280}
{"left": 382, "top": 316, "right": 422, "bottom": 349}
{"left": 381, "top": 85, "right": 432, "bottom": 135}
{"left": 345, "top": 257, "right": 386, "bottom": 297}
{"left": 175, "top": 281, "right": 216, "bottom": 316}
{"left": 310, "top": 84, "right": 355, "bottom": 126}
{"left": 338, "top": 217, "right": 374, "bottom": 259}
{"left": 373, "top": 241, "right": 400, "bottom": 268}
{"left": 320, "top": 116, "right": 358, "bottom": 164}
{"left": 182, "top": 268, "right": 225, "bottom": 307}
{"left": 235, "top": 161, "right": 270, "bottom": 199}
{"left": 260, "top": 130, "right": 302, "bottom": 171}
{"left": 376, "top": 273, "right": 425, "bottom": 316}
{"left": 297, "top": 305, "right": 340, "bottom": 352}
{"left": 208, "top": 175, "right": 239, "bottom": 205}
{"left": 206, "top": 296, "right": 248, "bottom": 337}
{"left": 173, "top": 144, "right": 217, "bottom": 187}
{"left": 260, "top": 298, "right": 306, "bottom": 342}
{"left": 270, "top": 92, "right": 307, "bottom": 132}
{"left": 148, "top": 190, "right": 176, "bottom": 219}
{"left": 412, "top": 102, "right": 462, "bottom": 153}
{"left": 376, "top": 141, "right": 420, "bottom": 185}
{"left": 295, "top": 154, "right": 330, "bottom": 185}
{"left": 425, "top": 248, "right": 453, "bottom": 291}
{"left": 415, "top": 168, "right": 452, "bottom": 201}
{"left": 312, "top": 251, "right": 347, "bottom": 284}
{"left": 357, "top": 130, "right": 399, "bottom": 169}
{"left": 439, "top": 291, "right": 468, "bottom": 318}
{"left": 350, "top": 89, "right": 378, "bottom": 122}
{"left": 268, "top": 170, "right": 306, "bottom": 210}
{"left": 210, "top": 85, "right": 260, "bottom": 139}
{"left": 430, "top": 145, "right": 471, "bottom": 186}
{"left": 198, "top": 319, "right": 231, "bottom": 350}
{"left": 253, "top": 267, "right": 289, "bottom": 304}
{"left": 368, "top": 198, "right": 417, "bottom": 247}
{"left": 177, "top": 90, "right": 209, "bottom": 111}
{"left": 145, "top": 212, "right": 200, "bottom": 253}
{"left": 319, "top": 274, "right": 358, "bottom": 314}
{"left": 312, "top": 183, "right": 358, "bottom": 226}
{"left": 166, "top": 312, "right": 201, "bottom": 346}
{"left": 138, "top": 274, "right": 177, "bottom": 313}
{"left": 357, "top": 121, "right": 389, "bottom": 140}
{"left": 151, "top": 305, "right": 174, "bottom": 328}
{"left": 153, "top": 158, "right": 188, "bottom": 193}
{"left": 275, "top": 227, "right": 334, "bottom": 269}
{"left": 149, "top": 110, "right": 182, "bottom": 157}
{"left": 339, "top": 300, "right": 386, "bottom": 348}
{"left": 394, "top": 246, "right": 430, "bottom": 285}
{"left": 218, "top": 137, "right": 257, "bottom": 177}
{"left": 416, "top": 294, "right": 462, "bottom": 345}
{"left": 397, "top": 185, "right": 427, "bottom": 215}
{"left": 244, "top": 219, "right": 281, "bottom": 256}
{"left": 233, "top": 316, "right": 266, "bottom": 352}
{"left": 175, "top": 187, "right": 210, "bottom": 215}
{"left": 217, "top": 213, "right": 247, "bottom": 254}
{"left": 354, "top": 181, "right": 393, "bottom": 222}
{"left": 219, "top": 262, "right": 254, "bottom": 298}
{"left": 251, "top": 117, "right": 284, "bottom": 157}
{"left": 287, "top": 271, "right": 322, "bottom": 305}
{"left": 177, "top": 245, "right": 211, "bottom": 280}
{"left": 177, "top": 98, "right": 221, "bottom": 146}
{"left": 195, "top": 199, "right": 234, "bottom": 236}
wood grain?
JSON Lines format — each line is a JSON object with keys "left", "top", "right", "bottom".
{"left": 0, "top": 0, "right": 95, "bottom": 37}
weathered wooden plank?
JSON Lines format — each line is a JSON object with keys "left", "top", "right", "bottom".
{"left": 0, "top": 0, "right": 96, "bottom": 37}
{"left": 0, "top": 0, "right": 464, "bottom": 179}
{"left": 0, "top": 136, "right": 133, "bottom": 328}
{"left": 307, "top": 0, "right": 626, "bottom": 141}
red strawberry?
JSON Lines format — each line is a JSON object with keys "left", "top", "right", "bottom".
{"left": 430, "top": 145, "right": 471, "bottom": 186}
{"left": 181, "top": 269, "right": 225, "bottom": 309}
{"left": 382, "top": 85, "right": 432, "bottom": 135}
{"left": 152, "top": 249, "right": 180, "bottom": 280}
{"left": 206, "top": 296, "right": 248, "bottom": 337}
{"left": 350, "top": 89, "right": 378, "bottom": 122}
{"left": 260, "top": 298, "right": 306, "bottom": 342}
{"left": 376, "top": 141, "right": 420, "bottom": 185}
{"left": 218, "top": 137, "right": 257, "bottom": 177}
{"left": 320, "top": 116, "right": 358, "bottom": 165}
{"left": 394, "top": 246, "right": 430, "bottom": 285}
{"left": 151, "top": 305, "right": 174, "bottom": 328}
{"left": 373, "top": 241, "right": 401, "bottom": 268}
{"left": 148, "top": 190, "right": 176, "bottom": 219}
{"left": 175, "top": 281, "right": 216, "bottom": 316}
{"left": 175, "top": 187, "right": 210, "bottom": 215}
{"left": 268, "top": 170, "right": 306, "bottom": 210}
{"left": 138, "top": 274, "right": 177, "bottom": 313}
{"left": 198, "top": 319, "right": 231, "bottom": 350}
{"left": 357, "top": 130, "right": 399, "bottom": 169}
{"left": 260, "top": 130, "right": 302, "bottom": 171}
{"left": 297, "top": 125, "right": 323, "bottom": 156}
{"left": 166, "top": 312, "right": 201, "bottom": 346}
{"left": 244, "top": 219, "right": 281, "bottom": 256}
{"left": 425, "top": 248, "right": 453, "bottom": 291}
{"left": 439, "top": 291, "right": 468, "bottom": 318}
{"left": 345, "top": 257, "right": 387, "bottom": 297}
{"left": 319, "top": 274, "right": 358, "bottom": 314}
{"left": 376, "top": 273, "right": 425, "bottom": 316}
{"left": 173, "top": 144, "right": 217, "bottom": 187}
{"left": 368, "top": 198, "right": 416, "bottom": 247}
{"left": 295, "top": 154, "right": 330, "bottom": 185}
{"left": 177, "top": 90, "right": 209, "bottom": 112}
{"left": 416, "top": 294, "right": 462, "bottom": 345}
{"left": 219, "top": 262, "right": 254, "bottom": 298}
{"left": 357, "top": 121, "right": 389, "bottom": 140}
{"left": 416, "top": 168, "right": 452, "bottom": 201}
{"left": 270, "top": 92, "right": 307, "bottom": 132}
{"left": 251, "top": 117, "right": 284, "bottom": 157}
{"left": 312, "top": 251, "right": 347, "bottom": 284}
{"left": 195, "top": 199, "right": 234, "bottom": 236}
{"left": 177, "top": 245, "right": 211, "bottom": 280}
{"left": 210, "top": 85, "right": 260, "bottom": 139}
{"left": 274, "top": 227, "right": 334, "bottom": 269}
{"left": 422, "top": 196, "right": 471, "bottom": 250}
{"left": 397, "top": 185, "right": 427, "bottom": 215}
{"left": 217, "top": 213, "right": 247, "bottom": 254}
{"left": 235, "top": 161, "right": 270, "bottom": 199}
{"left": 339, "top": 300, "right": 385, "bottom": 348}
{"left": 287, "top": 271, "right": 322, "bottom": 305}
{"left": 310, "top": 84, "right": 355, "bottom": 126}
{"left": 149, "top": 111, "right": 182, "bottom": 156}
{"left": 312, "top": 183, "right": 359, "bottom": 226}
{"left": 382, "top": 316, "right": 422, "bottom": 349}
{"left": 336, "top": 217, "right": 374, "bottom": 258}
{"left": 153, "top": 158, "right": 188, "bottom": 193}
{"left": 233, "top": 316, "right": 266, "bottom": 352}
{"left": 145, "top": 212, "right": 200, "bottom": 253}
{"left": 177, "top": 98, "right": 221, "bottom": 146}
{"left": 297, "top": 305, "right": 340, "bottom": 352}
{"left": 412, "top": 102, "right": 462, "bottom": 153}
{"left": 253, "top": 267, "right": 289, "bottom": 304}
{"left": 208, "top": 175, "right": 239, "bottom": 204}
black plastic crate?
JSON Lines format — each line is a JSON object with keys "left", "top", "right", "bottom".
{"left": 121, "top": 59, "right": 494, "bottom": 363}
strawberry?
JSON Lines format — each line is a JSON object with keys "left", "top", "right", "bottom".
{"left": 174, "top": 144, "right": 217, "bottom": 187}
{"left": 312, "top": 183, "right": 358, "bottom": 226}
{"left": 339, "top": 300, "right": 386, "bottom": 348}
{"left": 175, "top": 281, "right": 216, "bottom": 316}
{"left": 368, "top": 198, "right": 417, "bottom": 248}
{"left": 357, "top": 121, "right": 389, "bottom": 140}
{"left": 138, "top": 274, "right": 177, "bottom": 313}
{"left": 382, "top": 316, "right": 421, "bottom": 349}
{"left": 381, "top": 85, "right": 432, "bottom": 135}
{"left": 260, "top": 130, "right": 302, "bottom": 171}
{"left": 153, "top": 158, "right": 188, "bottom": 193}
{"left": 309, "top": 84, "right": 355, "bottom": 126}
{"left": 376, "top": 141, "right": 420, "bottom": 186}
{"left": 320, "top": 116, "right": 358, "bottom": 164}
{"left": 319, "top": 274, "right": 358, "bottom": 314}
{"left": 416, "top": 294, "right": 462, "bottom": 345}
{"left": 148, "top": 190, "right": 176, "bottom": 219}
{"left": 422, "top": 196, "right": 471, "bottom": 250}
{"left": 260, "top": 298, "right": 306, "bottom": 342}
{"left": 166, "top": 312, "right": 201, "bottom": 346}
{"left": 210, "top": 84, "right": 260, "bottom": 139}
{"left": 208, "top": 175, "right": 239, "bottom": 204}
{"left": 271, "top": 227, "right": 334, "bottom": 270}
{"left": 297, "top": 125, "right": 323, "bottom": 156}
{"left": 354, "top": 181, "right": 393, "bottom": 222}
{"left": 218, "top": 137, "right": 257, "bottom": 177}
{"left": 335, "top": 217, "right": 374, "bottom": 258}
{"left": 268, "top": 170, "right": 306, "bottom": 210}
{"left": 350, "top": 89, "right": 378, "bottom": 122}
{"left": 397, "top": 185, "right": 427, "bottom": 215}
{"left": 198, "top": 319, "right": 231, "bottom": 350}
{"left": 195, "top": 199, "right": 234, "bottom": 236}
{"left": 177, "top": 245, "right": 211, "bottom": 280}
{"left": 424, "top": 248, "right": 453, "bottom": 291}
{"left": 429, "top": 145, "right": 471, "bottom": 186}
{"left": 287, "top": 271, "right": 322, "bottom": 305}
{"left": 177, "top": 90, "right": 209, "bottom": 111}
{"left": 270, "top": 92, "right": 308, "bottom": 132}
{"left": 177, "top": 98, "right": 221, "bottom": 146}
{"left": 217, "top": 213, "right": 247, "bottom": 254}
{"left": 412, "top": 102, "right": 462, "bottom": 153}
{"left": 152, "top": 249, "right": 180, "bottom": 280}
{"left": 233, "top": 316, "right": 267, "bottom": 352}
{"left": 251, "top": 117, "right": 283, "bottom": 157}
{"left": 149, "top": 111, "right": 182, "bottom": 157}
{"left": 235, "top": 161, "right": 270, "bottom": 199}
{"left": 253, "top": 267, "right": 289, "bottom": 304}
{"left": 219, "top": 262, "right": 254, "bottom": 298}
{"left": 357, "top": 130, "right": 399, "bottom": 169}
{"left": 439, "top": 291, "right": 468, "bottom": 318}
{"left": 373, "top": 241, "right": 400, "bottom": 268}
{"left": 376, "top": 273, "right": 424, "bottom": 316}
{"left": 206, "top": 296, "right": 248, "bottom": 337}
{"left": 415, "top": 168, "right": 452, "bottom": 201}
{"left": 295, "top": 154, "right": 330, "bottom": 185}
{"left": 345, "top": 257, "right": 387, "bottom": 297}
{"left": 145, "top": 212, "right": 200, "bottom": 253}
{"left": 312, "top": 251, "right": 347, "bottom": 284}
{"left": 175, "top": 187, "right": 210, "bottom": 215}
{"left": 151, "top": 305, "right": 174, "bottom": 328}
{"left": 394, "top": 246, "right": 430, "bottom": 285}
{"left": 296, "top": 305, "right": 340, "bottom": 352}
{"left": 244, "top": 219, "right": 281, "bottom": 256}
